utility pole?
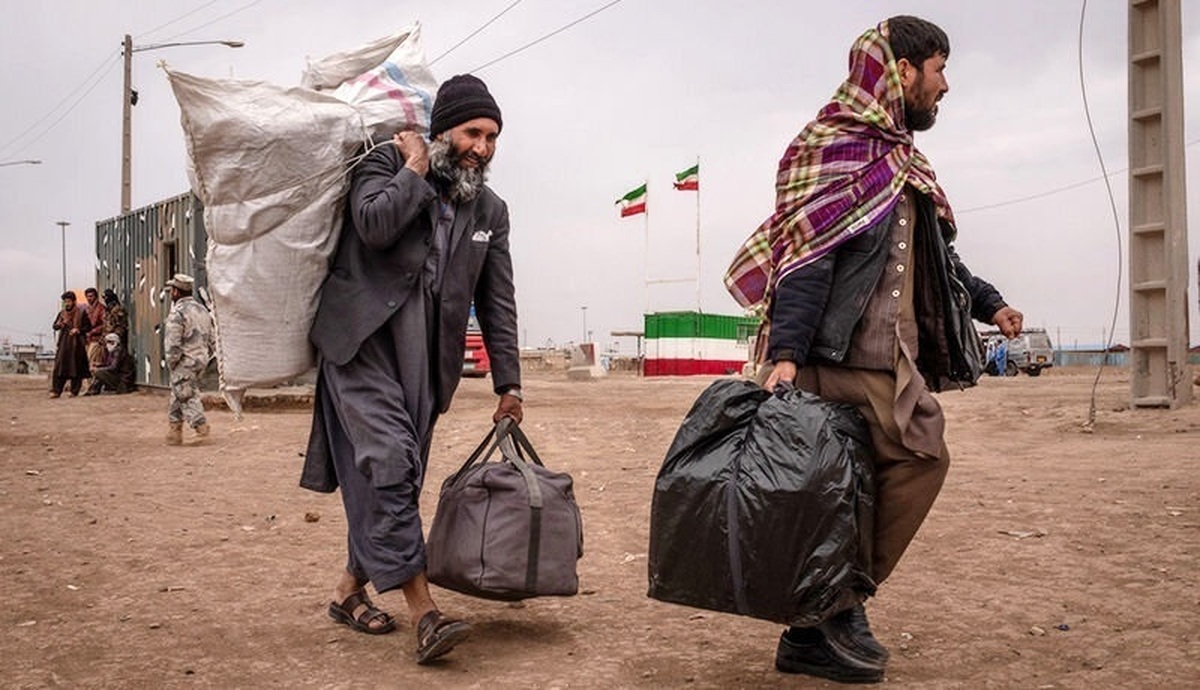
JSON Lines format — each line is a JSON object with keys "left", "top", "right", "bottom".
{"left": 55, "top": 221, "right": 70, "bottom": 292}
{"left": 1127, "top": 0, "right": 1191, "bottom": 408}
{"left": 122, "top": 34, "right": 133, "bottom": 214}
{"left": 121, "top": 34, "right": 243, "bottom": 213}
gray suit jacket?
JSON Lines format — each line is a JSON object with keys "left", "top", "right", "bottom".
{"left": 309, "top": 143, "right": 521, "bottom": 412}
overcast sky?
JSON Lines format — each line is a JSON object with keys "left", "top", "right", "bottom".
{"left": 1, "top": 0, "right": 1198, "bottom": 354}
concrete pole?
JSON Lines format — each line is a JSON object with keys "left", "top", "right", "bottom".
{"left": 55, "top": 221, "right": 70, "bottom": 291}
{"left": 119, "top": 35, "right": 242, "bottom": 213}
{"left": 694, "top": 156, "right": 701, "bottom": 313}
{"left": 121, "top": 34, "right": 132, "bottom": 214}
{"left": 1127, "top": 0, "right": 1191, "bottom": 407}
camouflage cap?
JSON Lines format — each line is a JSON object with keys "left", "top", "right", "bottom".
{"left": 165, "top": 273, "right": 194, "bottom": 291}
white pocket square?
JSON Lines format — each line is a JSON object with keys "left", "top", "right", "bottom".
{"left": 471, "top": 230, "right": 493, "bottom": 243}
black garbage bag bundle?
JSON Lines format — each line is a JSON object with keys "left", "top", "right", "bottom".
{"left": 647, "top": 378, "right": 876, "bottom": 627}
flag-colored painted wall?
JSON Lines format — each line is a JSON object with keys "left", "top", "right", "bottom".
{"left": 643, "top": 311, "right": 759, "bottom": 377}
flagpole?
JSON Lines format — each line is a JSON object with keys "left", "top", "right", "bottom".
{"left": 694, "top": 155, "right": 701, "bottom": 314}
{"left": 643, "top": 177, "right": 650, "bottom": 317}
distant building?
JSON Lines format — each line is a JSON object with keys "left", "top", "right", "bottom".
{"left": 0, "top": 341, "right": 49, "bottom": 374}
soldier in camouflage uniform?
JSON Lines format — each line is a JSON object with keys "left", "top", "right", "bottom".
{"left": 163, "top": 274, "right": 215, "bottom": 445}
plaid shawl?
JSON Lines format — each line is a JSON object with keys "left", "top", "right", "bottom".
{"left": 724, "top": 20, "right": 955, "bottom": 311}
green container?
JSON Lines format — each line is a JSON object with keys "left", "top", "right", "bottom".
{"left": 644, "top": 311, "right": 759, "bottom": 341}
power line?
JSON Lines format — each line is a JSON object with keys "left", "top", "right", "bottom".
{"left": 431, "top": 0, "right": 524, "bottom": 66}
{"left": 958, "top": 137, "right": 1199, "bottom": 216}
{"left": 0, "top": 52, "right": 120, "bottom": 158}
{"left": 136, "top": 0, "right": 225, "bottom": 41}
{"left": 1, "top": 1, "right": 1185, "bottom": 224}
{"left": 1, "top": 54, "right": 123, "bottom": 158}
{"left": 160, "top": 0, "right": 268, "bottom": 43}
{"left": 2, "top": 4, "right": 229, "bottom": 156}
{"left": 958, "top": 173, "right": 1112, "bottom": 215}
{"left": 469, "top": 0, "right": 624, "bottom": 73}
{"left": 0, "top": 1, "right": 251, "bottom": 159}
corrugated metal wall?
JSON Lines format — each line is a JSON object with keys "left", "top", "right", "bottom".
{"left": 94, "top": 192, "right": 208, "bottom": 387}
{"left": 642, "top": 311, "right": 759, "bottom": 377}
{"left": 644, "top": 311, "right": 759, "bottom": 340}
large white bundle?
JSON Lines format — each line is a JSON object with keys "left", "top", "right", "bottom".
{"left": 167, "top": 25, "right": 437, "bottom": 416}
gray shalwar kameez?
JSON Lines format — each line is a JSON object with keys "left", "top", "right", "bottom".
{"left": 315, "top": 201, "right": 456, "bottom": 593}
{"left": 301, "top": 137, "right": 521, "bottom": 604}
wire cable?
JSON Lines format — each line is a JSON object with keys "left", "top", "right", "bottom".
{"left": 431, "top": 0, "right": 524, "bottom": 66}
{"left": 0, "top": 1, "right": 253, "bottom": 158}
{"left": 159, "top": 0, "right": 268, "bottom": 43}
{"left": 136, "top": 0, "right": 225, "bottom": 42}
{"left": 468, "top": 0, "right": 624, "bottom": 73}
{"left": 0, "top": 52, "right": 120, "bottom": 158}
{"left": 958, "top": 137, "right": 1199, "bottom": 216}
{"left": 1076, "top": 0, "right": 1124, "bottom": 430}
{"left": 2, "top": 54, "right": 123, "bottom": 158}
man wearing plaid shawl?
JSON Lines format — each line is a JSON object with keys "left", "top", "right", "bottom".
{"left": 726, "top": 16, "right": 1023, "bottom": 683}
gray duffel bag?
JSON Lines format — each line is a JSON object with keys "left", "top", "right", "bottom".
{"left": 427, "top": 419, "right": 583, "bottom": 600}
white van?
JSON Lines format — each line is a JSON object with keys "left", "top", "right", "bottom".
{"left": 980, "top": 328, "right": 1054, "bottom": 377}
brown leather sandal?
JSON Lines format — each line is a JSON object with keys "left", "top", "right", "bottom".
{"left": 415, "top": 610, "right": 471, "bottom": 664}
{"left": 327, "top": 590, "right": 396, "bottom": 635}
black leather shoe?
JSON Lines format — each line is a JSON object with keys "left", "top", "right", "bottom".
{"left": 819, "top": 604, "right": 890, "bottom": 668}
{"left": 776, "top": 626, "right": 884, "bottom": 684}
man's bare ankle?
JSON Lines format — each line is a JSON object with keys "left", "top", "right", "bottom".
{"left": 409, "top": 605, "right": 436, "bottom": 628}
{"left": 334, "top": 572, "right": 366, "bottom": 602}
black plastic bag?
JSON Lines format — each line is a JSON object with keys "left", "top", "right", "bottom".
{"left": 647, "top": 379, "right": 876, "bottom": 627}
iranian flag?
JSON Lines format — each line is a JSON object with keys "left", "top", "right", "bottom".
{"left": 673, "top": 163, "right": 699, "bottom": 191}
{"left": 616, "top": 183, "right": 647, "bottom": 217}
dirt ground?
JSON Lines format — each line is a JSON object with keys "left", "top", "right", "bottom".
{"left": 2, "top": 366, "right": 1197, "bottom": 689}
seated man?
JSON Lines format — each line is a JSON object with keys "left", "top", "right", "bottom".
{"left": 86, "top": 333, "right": 136, "bottom": 395}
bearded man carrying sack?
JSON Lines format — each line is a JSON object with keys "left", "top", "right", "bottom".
{"left": 725, "top": 15, "right": 1024, "bottom": 683}
{"left": 301, "top": 74, "right": 522, "bottom": 665}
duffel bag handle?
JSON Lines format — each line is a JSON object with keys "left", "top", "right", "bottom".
{"left": 446, "top": 417, "right": 514, "bottom": 484}
{"left": 445, "top": 419, "right": 550, "bottom": 487}
{"left": 499, "top": 424, "right": 546, "bottom": 468}
{"left": 445, "top": 419, "right": 548, "bottom": 501}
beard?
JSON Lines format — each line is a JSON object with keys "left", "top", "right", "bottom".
{"left": 428, "top": 136, "right": 490, "bottom": 203}
{"left": 903, "top": 74, "right": 938, "bottom": 132}
{"left": 905, "top": 100, "right": 937, "bottom": 132}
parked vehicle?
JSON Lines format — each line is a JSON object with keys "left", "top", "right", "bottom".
{"left": 980, "top": 328, "right": 1054, "bottom": 377}
{"left": 463, "top": 306, "right": 490, "bottom": 378}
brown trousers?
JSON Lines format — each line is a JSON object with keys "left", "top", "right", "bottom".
{"left": 760, "top": 363, "right": 950, "bottom": 585}
{"left": 87, "top": 342, "right": 105, "bottom": 372}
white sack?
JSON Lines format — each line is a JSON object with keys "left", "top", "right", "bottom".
{"left": 168, "top": 24, "right": 437, "bottom": 416}
{"left": 301, "top": 32, "right": 412, "bottom": 90}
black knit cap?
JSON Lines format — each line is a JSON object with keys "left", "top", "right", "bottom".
{"left": 429, "top": 74, "right": 502, "bottom": 139}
